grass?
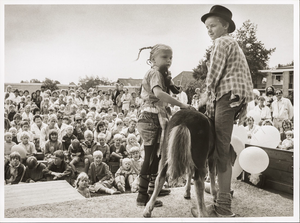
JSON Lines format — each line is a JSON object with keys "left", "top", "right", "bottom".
{"left": 4, "top": 180, "right": 294, "bottom": 219}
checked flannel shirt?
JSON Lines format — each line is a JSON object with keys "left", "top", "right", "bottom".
{"left": 205, "top": 34, "right": 254, "bottom": 123}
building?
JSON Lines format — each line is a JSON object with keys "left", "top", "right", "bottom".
{"left": 258, "top": 66, "right": 294, "bottom": 97}
{"left": 172, "top": 71, "right": 195, "bottom": 90}
{"left": 4, "top": 83, "right": 77, "bottom": 94}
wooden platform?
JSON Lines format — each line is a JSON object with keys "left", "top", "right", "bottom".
{"left": 5, "top": 180, "right": 85, "bottom": 209}
{"left": 245, "top": 144, "right": 294, "bottom": 195}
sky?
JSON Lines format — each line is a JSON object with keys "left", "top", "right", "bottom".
{"left": 2, "top": 0, "right": 298, "bottom": 85}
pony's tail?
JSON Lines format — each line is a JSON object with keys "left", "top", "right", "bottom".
{"left": 166, "top": 125, "right": 195, "bottom": 180}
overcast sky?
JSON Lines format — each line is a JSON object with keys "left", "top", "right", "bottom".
{"left": 3, "top": 1, "right": 297, "bottom": 84}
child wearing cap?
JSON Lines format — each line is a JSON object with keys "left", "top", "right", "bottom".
{"left": 198, "top": 5, "right": 254, "bottom": 217}
{"left": 42, "top": 150, "right": 73, "bottom": 184}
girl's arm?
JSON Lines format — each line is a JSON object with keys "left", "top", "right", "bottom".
{"left": 153, "top": 86, "right": 189, "bottom": 109}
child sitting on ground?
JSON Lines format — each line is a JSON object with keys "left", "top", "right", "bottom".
{"left": 68, "top": 139, "right": 84, "bottom": 173}
{"left": 126, "top": 134, "right": 140, "bottom": 154}
{"left": 89, "top": 151, "right": 121, "bottom": 195}
{"left": 280, "top": 130, "right": 294, "bottom": 151}
{"left": 110, "top": 134, "right": 128, "bottom": 162}
{"left": 129, "top": 146, "right": 144, "bottom": 193}
{"left": 4, "top": 132, "right": 16, "bottom": 161}
{"left": 17, "top": 121, "right": 34, "bottom": 143}
{"left": 42, "top": 150, "right": 73, "bottom": 184}
{"left": 9, "top": 127, "right": 19, "bottom": 144}
{"left": 62, "top": 125, "right": 77, "bottom": 151}
{"left": 115, "top": 158, "right": 135, "bottom": 193}
{"left": 23, "top": 156, "right": 47, "bottom": 183}
{"left": 5, "top": 151, "right": 26, "bottom": 185}
{"left": 18, "top": 131, "right": 37, "bottom": 160}
{"left": 80, "top": 130, "right": 101, "bottom": 174}
{"left": 75, "top": 172, "right": 91, "bottom": 198}
{"left": 97, "top": 133, "right": 110, "bottom": 164}
{"left": 44, "top": 129, "right": 63, "bottom": 163}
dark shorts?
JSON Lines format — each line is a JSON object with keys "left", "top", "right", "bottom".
{"left": 137, "top": 112, "right": 161, "bottom": 146}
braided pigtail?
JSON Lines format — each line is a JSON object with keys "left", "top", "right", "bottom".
{"left": 135, "top": 46, "right": 153, "bottom": 61}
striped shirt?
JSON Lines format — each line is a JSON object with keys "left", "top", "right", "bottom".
{"left": 205, "top": 34, "right": 254, "bottom": 120}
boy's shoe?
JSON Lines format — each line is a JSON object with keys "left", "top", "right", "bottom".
{"left": 148, "top": 188, "right": 171, "bottom": 197}
{"left": 136, "top": 193, "right": 163, "bottom": 207}
{"left": 213, "top": 204, "right": 236, "bottom": 217}
{"left": 117, "top": 184, "right": 125, "bottom": 193}
{"left": 112, "top": 191, "right": 121, "bottom": 195}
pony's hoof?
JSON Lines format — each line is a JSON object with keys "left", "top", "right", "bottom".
{"left": 191, "top": 207, "right": 199, "bottom": 217}
{"left": 143, "top": 210, "right": 152, "bottom": 218}
{"left": 184, "top": 193, "right": 191, "bottom": 199}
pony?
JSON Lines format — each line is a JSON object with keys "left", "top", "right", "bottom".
{"left": 143, "top": 109, "right": 217, "bottom": 217}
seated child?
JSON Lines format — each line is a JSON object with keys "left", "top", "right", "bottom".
{"left": 89, "top": 151, "right": 120, "bottom": 195}
{"left": 115, "top": 158, "right": 135, "bottom": 193}
{"left": 17, "top": 121, "right": 34, "bottom": 143}
{"left": 62, "top": 125, "right": 77, "bottom": 151}
{"left": 42, "top": 150, "right": 73, "bottom": 184}
{"left": 75, "top": 172, "right": 91, "bottom": 198}
{"left": 280, "top": 130, "right": 294, "bottom": 151}
{"left": 68, "top": 139, "right": 84, "bottom": 172}
{"left": 80, "top": 130, "right": 101, "bottom": 174}
{"left": 109, "top": 134, "right": 128, "bottom": 162}
{"left": 9, "top": 127, "right": 19, "bottom": 144}
{"left": 18, "top": 131, "right": 37, "bottom": 160}
{"left": 4, "top": 132, "right": 16, "bottom": 161}
{"left": 44, "top": 129, "right": 63, "bottom": 163}
{"left": 23, "top": 156, "right": 47, "bottom": 183}
{"left": 129, "top": 146, "right": 144, "bottom": 193}
{"left": 98, "top": 133, "right": 110, "bottom": 164}
{"left": 126, "top": 134, "right": 140, "bottom": 154}
{"left": 5, "top": 151, "right": 26, "bottom": 185}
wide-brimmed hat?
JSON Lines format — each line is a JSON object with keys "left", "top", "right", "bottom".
{"left": 201, "top": 5, "right": 236, "bottom": 33}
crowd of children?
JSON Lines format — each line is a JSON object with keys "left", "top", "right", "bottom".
{"left": 4, "top": 83, "right": 294, "bottom": 198}
{"left": 4, "top": 84, "right": 146, "bottom": 197}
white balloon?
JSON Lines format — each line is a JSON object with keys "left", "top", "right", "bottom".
{"left": 247, "top": 110, "right": 261, "bottom": 124}
{"left": 250, "top": 126, "right": 280, "bottom": 149}
{"left": 231, "top": 136, "right": 245, "bottom": 180}
{"left": 239, "top": 146, "right": 269, "bottom": 174}
{"left": 231, "top": 125, "right": 247, "bottom": 145}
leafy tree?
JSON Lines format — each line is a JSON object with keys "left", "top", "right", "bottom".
{"left": 30, "top": 79, "right": 41, "bottom": 83}
{"left": 277, "top": 61, "right": 294, "bottom": 68}
{"left": 20, "top": 80, "right": 29, "bottom": 83}
{"left": 79, "top": 75, "right": 114, "bottom": 91}
{"left": 234, "top": 20, "right": 276, "bottom": 84}
{"left": 42, "top": 78, "right": 59, "bottom": 91}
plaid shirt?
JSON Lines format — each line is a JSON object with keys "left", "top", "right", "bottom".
{"left": 205, "top": 34, "right": 254, "bottom": 122}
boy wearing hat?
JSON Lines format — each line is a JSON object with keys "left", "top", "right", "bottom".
{"left": 199, "top": 5, "right": 254, "bottom": 217}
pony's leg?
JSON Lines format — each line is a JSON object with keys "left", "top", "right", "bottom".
{"left": 192, "top": 170, "right": 208, "bottom": 217}
{"left": 143, "top": 164, "right": 168, "bottom": 218}
{"left": 184, "top": 172, "right": 192, "bottom": 199}
{"left": 208, "top": 158, "right": 217, "bottom": 201}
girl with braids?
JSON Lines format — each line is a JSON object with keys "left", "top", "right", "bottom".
{"left": 135, "top": 44, "right": 194, "bottom": 207}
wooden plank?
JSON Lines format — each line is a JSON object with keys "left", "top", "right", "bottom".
{"left": 263, "top": 168, "right": 293, "bottom": 185}
{"left": 264, "top": 179, "right": 293, "bottom": 195}
{"left": 5, "top": 180, "right": 84, "bottom": 209}
{"left": 245, "top": 144, "right": 293, "bottom": 161}
{"left": 267, "top": 158, "right": 293, "bottom": 173}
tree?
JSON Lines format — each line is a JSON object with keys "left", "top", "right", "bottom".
{"left": 20, "top": 80, "right": 29, "bottom": 83}
{"left": 30, "top": 79, "right": 41, "bottom": 83}
{"left": 42, "top": 78, "right": 59, "bottom": 91}
{"left": 79, "top": 75, "right": 114, "bottom": 91}
{"left": 234, "top": 20, "right": 276, "bottom": 84}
